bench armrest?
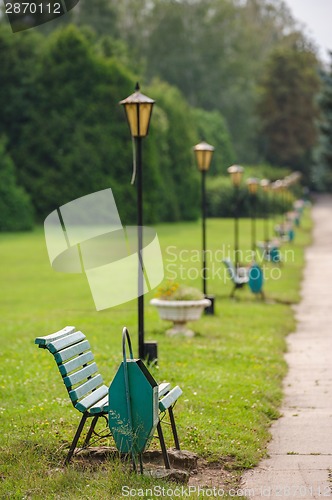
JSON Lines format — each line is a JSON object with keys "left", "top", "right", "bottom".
{"left": 35, "top": 326, "right": 76, "bottom": 348}
{"left": 159, "top": 386, "right": 182, "bottom": 412}
{"left": 158, "top": 382, "right": 171, "bottom": 398}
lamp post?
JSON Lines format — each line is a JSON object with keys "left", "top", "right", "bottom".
{"left": 120, "top": 83, "right": 155, "bottom": 360}
{"left": 271, "top": 179, "right": 284, "bottom": 226}
{"left": 193, "top": 141, "right": 215, "bottom": 314}
{"left": 227, "top": 165, "right": 244, "bottom": 268}
{"left": 260, "top": 179, "right": 270, "bottom": 243}
{"left": 246, "top": 177, "right": 259, "bottom": 260}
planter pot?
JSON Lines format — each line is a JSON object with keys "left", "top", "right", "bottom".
{"left": 150, "top": 298, "right": 211, "bottom": 337}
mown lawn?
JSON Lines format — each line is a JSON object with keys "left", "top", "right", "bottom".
{"left": 0, "top": 211, "right": 311, "bottom": 498}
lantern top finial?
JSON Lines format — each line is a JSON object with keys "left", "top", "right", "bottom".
{"left": 120, "top": 83, "right": 155, "bottom": 106}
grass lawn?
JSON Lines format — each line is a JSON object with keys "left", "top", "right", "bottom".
{"left": 0, "top": 211, "right": 311, "bottom": 498}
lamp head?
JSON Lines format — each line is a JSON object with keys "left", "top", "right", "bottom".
{"left": 246, "top": 177, "right": 259, "bottom": 195}
{"left": 227, "top": 165, "right": 244, "bottom": 186}
{"left": 120, "top": 82, "right": 155, "bottom": 138}
{"left": 260, "top": 178, "right": 270, "bottom": 192}
{"left": 193, "top": 141, "right": 215, "bottom": 171}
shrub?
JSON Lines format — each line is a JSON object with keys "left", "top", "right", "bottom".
{"left": 0, "top": 138, "right": 34, "bottom": 231}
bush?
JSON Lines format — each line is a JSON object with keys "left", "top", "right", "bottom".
{"left": 206, "top": 174, "right": 295, "bottom": 218}
{"left": 0, "top": 138, "right": 34, "bottom": 231}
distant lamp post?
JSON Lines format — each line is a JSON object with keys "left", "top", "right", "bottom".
{"left": 246, "top": 177, "right": 259, "bottom": 259}
{"left": 120, "top": 83, "right": 155, "bottom": 360}
{"left": 271, "top": 179, "right": 283, "bottom": 224}
{"left": 227, "top": 165, "right": 244, "bottom": 268}
{"left": 260, "top": 179, "right": 270, "bottom": 243}
{"left": 194, "top": 141, "right": 215, "bottom": 314}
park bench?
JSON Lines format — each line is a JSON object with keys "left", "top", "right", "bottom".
{"left": 222, "top": 258, "right": 249, "bottom": 298}
{"left": 35, "top": 326, "right": 182, "bottom": 467}
{"left": 274, "top": 223, "right": 294, "bottom": 243}
{"left": 257, "top": 241, "right": 282, "bottom": 264}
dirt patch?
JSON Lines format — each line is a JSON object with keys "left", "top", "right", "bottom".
{"left": 72, "top": 447, "right": 240, "bottom": 490}
{"left": 189, "top": 458, "right": 238, "bottom": 489}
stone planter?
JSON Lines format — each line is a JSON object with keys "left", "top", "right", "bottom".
{"left": 150, "top": 298, "right": 211, "bottom": 337}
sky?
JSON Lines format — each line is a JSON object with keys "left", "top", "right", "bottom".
{"left": 284, "top": 0, "right": 332, "bottom": 63}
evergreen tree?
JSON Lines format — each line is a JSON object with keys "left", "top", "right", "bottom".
{"left": 0, "top": 137, "right": 34, "bottom": 231}
{"left": 313, "top": 53, "right": 332, "bottom": 191}
{"left": 257, "top": 42, "right": 321, "bottom": 179}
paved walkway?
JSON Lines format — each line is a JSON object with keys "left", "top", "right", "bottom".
{"left": 242, "top": 195, "right": 332, "bottom": 499}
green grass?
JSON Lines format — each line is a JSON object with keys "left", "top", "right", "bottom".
{"left": 0, "top": 212, "right": 311, "bottom": 498}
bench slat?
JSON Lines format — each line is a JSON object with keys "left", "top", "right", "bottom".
{"left": 59, "top": 351, "right": 94, "bottom": 376}
{"left": 69, "top": 374, "right": 103, "bottom": 403}
{"left": 158, "top": 382, "right": 171, "bottom": 398}
{"left": 48, "top": 331, "right": 86, "bottom": 354}
{"left": 35, "top": 326, "right": 76, "bottom": 347}
{"left": 63, "top": 362, "right": 98, "bottom": 388}
{"left": 75, "top": 384, "right": 109, "bottom": 413}
{"left": 159, "top": 386, "right": 182, "bottom": 412}
{"left": 89, "top": 394, "right": 109, "bottom": 414}
{"left": 54, "top": 340, "right": 90, "bottom": 364}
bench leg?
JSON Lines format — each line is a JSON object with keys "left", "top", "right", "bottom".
{"left": 157, "top": 422, "right": 171, "bottom": 469}
{"left": 168, "top": 406, "right": 180, "bottom": 450}
{"left": 83, "top": 415, "right": 99, "bottom": 447}
{"left": 65, "top": 412, "right": 88, "bottom": 465}
{"left": 139, "top": 453, "right": 144, "bottom": 474}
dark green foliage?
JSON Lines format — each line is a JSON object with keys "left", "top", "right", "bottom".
{"left": 191, "top": 108, "right": 235, "bottom": 175}
{"left": 147, "top": 80, "right": 200, "bottom": 221}
{"left": 0, "top": 138, "right": 34, "bottom": 231}
{"left": 0, "top": 25, "right": 42, "bottom": 147}
{"left": 142, "top": 0, "right": 305, "bottom": 162}
{"left": 75, "top": 0, "right": 120, "bottom": 37}
{"left": 312, "top": 53, "right": 332, "bottom": 191}
{"left": 257, "top": 43, "right": 321, "bottom": 179}
{"left": 0, "top": 25, "right": 202, "bottom": 226}
{"left": 0, "top": 1, "right": 321, "bottom": 229}
{"left": 206, "top": 176, "right": 293, "bottom": 218}
{"left": 13, "top": 25, "right": 135, "bottom": 221}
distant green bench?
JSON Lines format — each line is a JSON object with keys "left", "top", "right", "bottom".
{"left": 35, "top": 326, "right": 182, "bottom": 467}
{"left": 223, "top": 259, "right": 249, "bottom": 298}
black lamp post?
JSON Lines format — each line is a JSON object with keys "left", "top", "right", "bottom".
{"left": 246, "top": 177, "right": 259, "bottom": 260}
{"left": 120, "top": 83, "right": 155, "bottom": 360}
{"left": 227, "top": 165, "right": 244, "bottom": 268}
{"left": 193, "top": 141, "right": 215, "bottom": 314}
{"left": 272, "top": 179, "right": 284, "bottom": 225}
{"left": 260, "top": 179, "right": 270, "bottom": 243}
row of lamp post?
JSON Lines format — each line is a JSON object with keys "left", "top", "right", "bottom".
{"left": 119, "top": 83, "right": 297, "bottom": 359}
{"left": 227, "top": 165, "right": 244, "bottom": 268}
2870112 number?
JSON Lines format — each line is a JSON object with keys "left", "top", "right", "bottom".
{"left": 5, "top": 3, "right": 61, "bottom": 14}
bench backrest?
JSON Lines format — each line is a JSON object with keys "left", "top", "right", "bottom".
{"left": 35, "top": 326, "right": 108, "bottom": 413}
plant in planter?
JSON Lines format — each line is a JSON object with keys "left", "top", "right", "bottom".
{"left": 150, "top": 282, "right": 211, "bottom": 337}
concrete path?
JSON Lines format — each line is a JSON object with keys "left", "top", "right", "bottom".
{"left": 241, "top": 195, "right": 332, "bottom": 499}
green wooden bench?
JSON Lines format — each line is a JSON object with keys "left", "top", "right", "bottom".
{"left": 35, "top": 326, "right": 182, "bottom": 466}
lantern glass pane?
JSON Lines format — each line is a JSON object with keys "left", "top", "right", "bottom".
{"left": 232, "top": 171, "right": 242, "bottom": 186}
{"left": 124, "top": 103, "right": 138, "bottom": 137}
{"left": 248, "top": 183, "right": 258, "bottom": 194}
{"left": 123, "top": 102, "right": 154, "bottom": 137}
{"left": 195, "top": 149, "right": 213, "bottom": 171}
{"left": 138, "top": 103, "right": 154, "bottom": 137}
